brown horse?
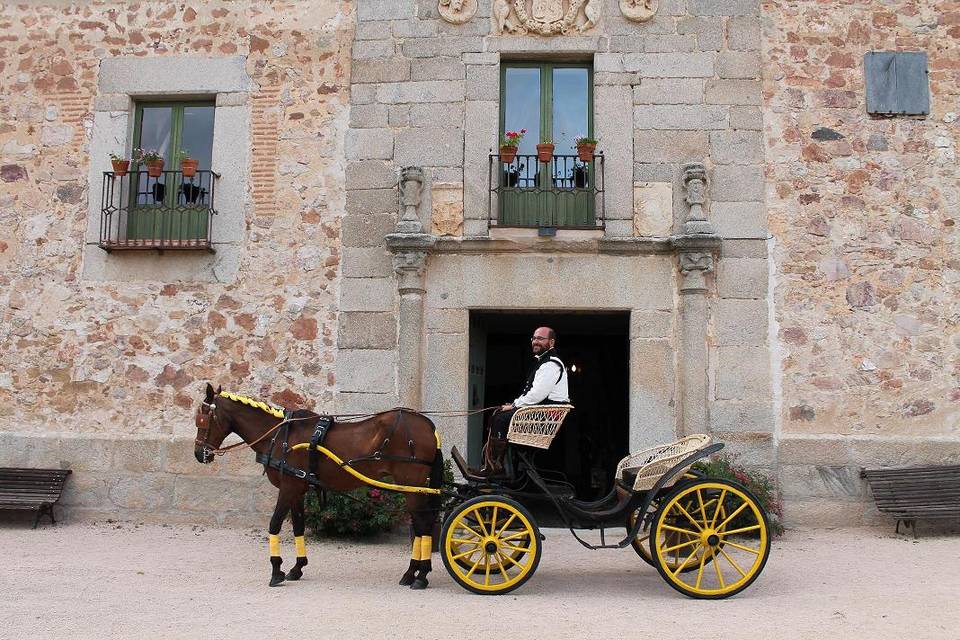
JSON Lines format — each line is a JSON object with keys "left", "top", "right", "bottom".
{"left": 194, "top": 384, "right": 444, "bottom": 589}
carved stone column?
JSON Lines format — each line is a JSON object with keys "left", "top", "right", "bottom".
{"left": 678, "top": 252, "right": 713, "bottom": 436}
{"left": 386, "top": 167, "right": 435, "bottom": 408}
{"left": 682, "top": 163, "right": 714, "bottom": 235}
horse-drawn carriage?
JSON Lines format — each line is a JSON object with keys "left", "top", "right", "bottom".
{"left": 194, "top": 386, "right": 771, "bottom": 598}
{"left": 439, "top": 404, "right": 771, "bottom": 598}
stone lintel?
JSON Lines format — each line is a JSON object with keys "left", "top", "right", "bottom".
{"left": 670, "top": 234, "right": 722, "bottom": 252}
{"left": 385, "top": 232, "right": 436, "bottom": 253}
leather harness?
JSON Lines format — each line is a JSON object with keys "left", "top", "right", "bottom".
{"left": 256, "top": 409, "right": 433, "bottom": 488}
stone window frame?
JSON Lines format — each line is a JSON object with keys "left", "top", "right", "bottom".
{"left": 82, "top": 56, "right": 252, "bottom": 283}
{"left": 462, "top": 40, "right": 634, "bottom": 239}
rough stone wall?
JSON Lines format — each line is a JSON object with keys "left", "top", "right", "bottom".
{"left": 765, "top": 0, "right": 960, "bottom": 522}
{"left": 0, "top": 1, "right": 354, "bottom": 524}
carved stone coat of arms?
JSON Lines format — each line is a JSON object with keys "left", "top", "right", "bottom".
{"left": 492, "top": 0, "right": 601, "bottom": 35}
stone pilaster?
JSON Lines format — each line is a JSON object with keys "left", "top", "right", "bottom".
{"left": 386, "top": 166, "right": 436, "bottom": 408}
{"left": 679, "top": 251, "right": 713, "bottom": 436}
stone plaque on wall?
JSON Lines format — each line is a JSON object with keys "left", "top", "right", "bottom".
{"left": 633, "top": 181, "right": 673, "bottom": 237}
{"left": 431, "top": 182, "right": 464, "bottom": 237}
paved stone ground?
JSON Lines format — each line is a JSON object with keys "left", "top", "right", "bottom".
{"left": 2, "top": 520, "right": 958, "bottom": 639}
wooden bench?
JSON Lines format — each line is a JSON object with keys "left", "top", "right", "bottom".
{"left": 0, "top": 468, "right": 72, "bottom": 528}
{"left": 861, "top": 465, "right": 960, "bottom": 536}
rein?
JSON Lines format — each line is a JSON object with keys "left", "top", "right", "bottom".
{"left": 198, "top": 402, "right": 501, "bottom": 457}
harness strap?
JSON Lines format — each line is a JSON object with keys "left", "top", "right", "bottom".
{"left": 308, "top": 415, "right": 334, "bottom": 479}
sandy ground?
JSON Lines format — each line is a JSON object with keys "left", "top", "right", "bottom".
{"left": 2, "top": 519, "right": 958, "bottom": 640}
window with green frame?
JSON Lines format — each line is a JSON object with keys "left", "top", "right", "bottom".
{"left": 128, "top": 101, "right": 215, "bottom": 240}
{"left": 499, "top": 62, "right": 595, "bottom": 228}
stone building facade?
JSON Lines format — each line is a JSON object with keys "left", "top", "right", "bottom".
{"left": 0, "top": 0, "right": 956, "bottom": 526}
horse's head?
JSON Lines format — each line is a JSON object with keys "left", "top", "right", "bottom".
{"left": 195, "top": 383, "right": 230, "bottom": 463}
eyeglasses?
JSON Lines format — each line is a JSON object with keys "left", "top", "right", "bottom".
{"left": 531, "top": 336, "right": 550, "bottom": 342}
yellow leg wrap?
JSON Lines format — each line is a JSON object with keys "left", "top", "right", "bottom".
{"left": 411, "top": 536, "right": 422, "bottom": 561}
{"left": 294, "top": 535, "right": 306, "bottom": 558}
{"left": 269, "top": 534, "right": 281, "bottom": 557}
{"left": 419, "top": 535, "right": 432, "bottom": 561}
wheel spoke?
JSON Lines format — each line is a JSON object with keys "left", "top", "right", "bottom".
{"left": 450, "top": 546, "right": 481, "bottom": 561}
{"left": 661, "top": 537, "right": 700, "bottom": 555}
{"left": 464, "top": 554, "right": 484, "bottom": 578}
{"left": 659, "top": 523, "right": 699, "bottom": 537}
{"left": 484, "top": 553, "right": 492, "bottom": 585}
{"left": 494, "top": 552, "right": 509, "bottom": 581}
{"left": 712, "top": 548, "right": 726, "bottom": 589}
{"left": 501, "top": 530, "right": 532, "bottom": 542}
{"left": 722, "top": 539, "right": 762, "bottom": 555}
{"left": 695, "top": 489, "right": 708, "bottom": 526}
{"left": 718, "top": 547, "right": 748, "bottom": 578}
{"left": 711, "top": 489, "right": 727, "bottom": 528}
{"left": 694, "top": 548, "right": 708, "bottom": 590}
{"left": 473, "top": 508, "right": 490, "bottom": 536}
{"left": 716, "top": 501, "right": 749, "bottom": 531}
{"left": 669, "top": 547, "right": 701, "bottom": 577}
{"left": 457, "top": 522, "right": 484, "bottom": 540}
{"left": 499, "top": 551, "right": 523, "bottom": 569}
{"left": 450, "top": 537, "right": 479, "bottom": 544}
{"left": 718, "top": 524, "right": 762, "bottom": 537}
{"left": 490, "top": 505, "right": 499, "bottom": 533}
{"left": 496, "top": 513, "right": 518, "bottom": 537}
{"left": 673, "top": 502, "right": 703, "bottom": 531}
{"left": 501, "top": 544, "right": 532, "bottom": 553}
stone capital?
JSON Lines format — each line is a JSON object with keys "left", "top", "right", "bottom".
{"left": 392, "top": 250, "right": 429, "bottom": 293}
{"left": 679, "top": 251, "right": 713, "bottom": 294}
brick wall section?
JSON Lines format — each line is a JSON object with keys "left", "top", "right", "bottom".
{"left": 0, "top": 1, "right": 354, "bottom": 523}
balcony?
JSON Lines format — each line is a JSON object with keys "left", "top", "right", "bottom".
{"left": 488, "top": 153, "right": 604, "bottom": 230}
{"left": 99, "top": 169, "right": 218, "bottom": 252}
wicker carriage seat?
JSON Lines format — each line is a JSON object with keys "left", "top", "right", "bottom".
{"left": 506, "top": 404, "right": 574, "bottom": 449}
{"left": 616, "top": 434, "right": 712, "bottom": 492}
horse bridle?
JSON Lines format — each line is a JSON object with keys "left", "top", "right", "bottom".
{"left": 195, "top": 400, "right": 218, "bottom": 461}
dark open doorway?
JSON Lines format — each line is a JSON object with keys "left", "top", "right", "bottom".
{"left": 468, "top": 311, "right": 630, "bottom": 502}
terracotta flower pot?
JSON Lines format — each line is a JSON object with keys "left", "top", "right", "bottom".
{"left": 145, "top": 159, "right": 165, "bottom": 178}
{"left": 180, "top": 158, "right": 199, "bottom": 178}
{"left": 576, "top": 143, "right": 596, "bottom": 163}
{"left": 536, "top": 143, "right": 555, "bottom": 163}
{"left": 111, "top": 159, "right": 130, "bottom": 177}
{"left": 499, "top": 144, "right": 518, "bottom": 164}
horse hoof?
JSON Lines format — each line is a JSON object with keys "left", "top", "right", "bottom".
{"left": 269, "top": 574, "right": 285, "bottom": 587}
{"left": 398, "top": 573, "right": 416, "bottom": 586}
{"left": 286, "top": 569, "right": 303, "bottom": 581}
{"left": 410, "top": 578, "right": 428, "bottom": 590}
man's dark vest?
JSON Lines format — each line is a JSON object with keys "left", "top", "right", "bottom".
{"left": 521, "top": 348, "right": 567, "bottom": 404}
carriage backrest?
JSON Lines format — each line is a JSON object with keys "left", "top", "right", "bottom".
{"left": 616, "top": 434, "right": 712, "bottom": 491}
{"left": 506, "top": 404, "right": 574, "bottom": 449}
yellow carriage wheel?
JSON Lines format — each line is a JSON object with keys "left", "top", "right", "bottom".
{"left": 650, "top": 479, "right": 770, "bottom": 599}
{"left": 450, "top": 511, "right": 529, "bottom": 571}
{"left": 441, "top": 496, "right": 541, "bottom": 595}
{"left": 628, "top": 492, "right": 725, "bottom": 573}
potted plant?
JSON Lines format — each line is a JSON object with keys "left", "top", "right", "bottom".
{"left": 575, "top": 134, "right": 599, "bottom": 162}
{"left": 536, "top": 135, "right": 555, "bottom": 163}
{"left": 499, "top": 128, "right": 526, "bottom": 164}
{"left": 178, "top": 149, "right": 199, "bottom": 178}
{"left": 109, "top": 152, "right": 130, "bottom": 177}
{"left": 135, "top": 148, "right": 165, "bottom": 178}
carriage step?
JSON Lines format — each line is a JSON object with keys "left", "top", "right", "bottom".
{"left": 451, "top": 446, "right": 494, "bottom": 482}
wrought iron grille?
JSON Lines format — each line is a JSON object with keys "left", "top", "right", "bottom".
{"left": 99, "top": 169, "right": 218, "bottom": 252}
{"left": 488, "top": 152, "right": 604, "bottom": 229}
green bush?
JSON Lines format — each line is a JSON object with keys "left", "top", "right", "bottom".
{"left": 693, "top": 454, "right": 785, "bottom": 537}
{"left": 304, "top": 487, "right": 407, "bottom": 538}
{"left": 303, "top": 459, "right": 455, "bottom": 539}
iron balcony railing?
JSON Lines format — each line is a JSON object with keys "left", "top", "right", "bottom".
{"left": 99, "top": 169, "right": 218, "bottom": 252}
{"left": 488, "top": 152, "right": 604, "bottom": 230}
